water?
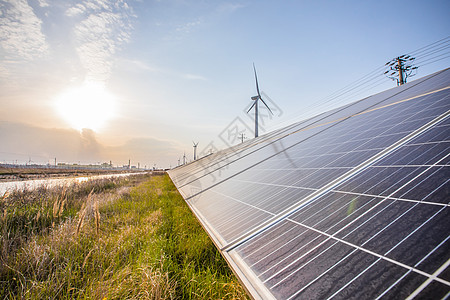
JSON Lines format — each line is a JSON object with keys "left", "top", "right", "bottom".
{"left": 0, "top": 172, "right": 148, "bottom": 195}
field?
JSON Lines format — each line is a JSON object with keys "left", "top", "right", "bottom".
{"left": 0, "top": 173, "right": 248, "bottom": 299}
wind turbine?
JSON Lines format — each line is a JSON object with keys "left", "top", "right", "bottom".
{"left": 193, "top": 141, "right": 199, "bottom": 160}
{"left": 247, "top": 63, "right": 273, "bottom": 138}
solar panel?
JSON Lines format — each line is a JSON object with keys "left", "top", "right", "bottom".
{"left": 168, "top": 68, "right": 450, "bottom": 299}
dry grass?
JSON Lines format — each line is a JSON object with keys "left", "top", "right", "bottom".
{"left": 0, "top": 174, "right": 248, "bottom": 299}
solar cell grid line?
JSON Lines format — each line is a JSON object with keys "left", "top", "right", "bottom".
{"left": 183, "top": 109, "right": 450, "bottom": 253}
{"left": 169, "top": 69, "right": 450, "bottom": 184}
{"left": 290, "top": 193, "right": 380, "bottom": 236}
{"left": 264, "top": 201, "right": 413, "bottom": 284}
{"left": 335, "top": 143, "right": 449, "bottom": 203}
{"left": 304, "top": 150, "right": 448, "bottom": 293}
{"left": 179, "top": 85, "right": 450, "bottom": 201}
{"left": 264, "top": 223, "right": 442, "bottom": 298}
{"left": 171, "top": 87, "right": 446, "bottom": 195}
{"left": 374, "top": 140, "right": 450, "bottom": 167}
{"left": 393, "top": 165, "right": 449, "bottom": 204}
{"left": 406, "top": 258, "right": 450, "bottom": 299}
{"left": 171, "top": 115, "right": 322, "bottom": 183}
{"left": 311, "top": 222, "right": 449, "bottom": 300}
{"left": 296, "top": 156, "right": 450, "bottom": 250}
{"left": 246, "top": 194, "right": 366, "bottom": 274}
{"left": 245, "top": 225, "right": 300, "bottom": 266}
{"left": 264, "top": 205, "right": 448, "bottom": 298}
{"left": 187, "top": 190, "right": 275, "bottom": 246}
{"left": 172, "top": 72, "right": 447, "bottom": 189}
{"left": 230, "top": 71, "right": 448, "bottom": 169}
{"left": 230, "top": 126, "right": 448, "bottom": 298}
{"left": 335, "top": 122, "right": 450, "bottom": 205}
{"left": 194, "top": 112, "right": 446, "bottom": 251}
{"left": 222, "top": 108, "right": 450, "bottom": 252}
{"left": 374, "top": 248, "right": 450, "bottom": 300}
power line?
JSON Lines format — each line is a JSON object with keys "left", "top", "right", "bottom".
{"left": 416, "top": 54, "right": 450, "bottom": 68}
{"left": 270, "top": 37, "right": 450, "bottom": 131}
{"left": 415, "top": 52, "right": 450, "bottom": 66}
{"left": 407, "top": 36, "right": 450, "bottom": 56}
{"left": 413, "top": 44, "right": 450, "bottom": 59}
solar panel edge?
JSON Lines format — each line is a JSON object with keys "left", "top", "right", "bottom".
{"left": 168, "top": 171, "right": 277, "bottom": 299}
{"left": 185, "top": 197, "right": 228, "bottom": 248}
{"left": 224, "top": 251, "right": 277, "bottom": 300}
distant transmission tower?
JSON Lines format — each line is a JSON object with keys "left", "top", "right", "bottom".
{"left": 384, "top": 55, "right": 418, "bottom": 86}
{"left": 239, "top": 133, "right": 247, "bottom": 143}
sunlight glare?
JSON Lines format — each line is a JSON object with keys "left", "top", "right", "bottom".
{"left": 55, "top": 81, "right": 117, "bottom": 131}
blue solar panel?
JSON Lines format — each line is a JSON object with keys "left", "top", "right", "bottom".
{"left": 168, "top": 68, "right": 450, "bottom": 299}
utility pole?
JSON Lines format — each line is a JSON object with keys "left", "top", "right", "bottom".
{"left": 396, "top": 57, "right": 404, "bottom": 85}
{"left": 193, "top": 141, "right": 199, "bottom": 160}
{"left": 384, "top": 55, "right": 417, "bottom": 86}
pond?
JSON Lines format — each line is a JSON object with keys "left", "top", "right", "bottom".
{"left": 0, "top": 172, "right": 149, "bottom": 195}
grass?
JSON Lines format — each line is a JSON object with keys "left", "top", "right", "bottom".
{"left": 0, "top": 173, "right": 248, "bottom": 299}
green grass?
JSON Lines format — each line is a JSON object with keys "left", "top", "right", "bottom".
{"left": 0, "top": 174, "right": 248, "bottom": 299}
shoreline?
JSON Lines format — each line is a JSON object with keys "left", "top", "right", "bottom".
{"left": 0, "top": 166, "right": 151, "bottom": 183}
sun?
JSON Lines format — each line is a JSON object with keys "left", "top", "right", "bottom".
{"left": 55, "top": 81, "right": 117, "bottom": 131}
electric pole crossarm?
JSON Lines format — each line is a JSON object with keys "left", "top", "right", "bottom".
{"left": 384, "top": 55, "right": 418, "bottom": 86}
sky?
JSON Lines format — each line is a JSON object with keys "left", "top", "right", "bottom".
{"left": 0, "top": 0, "right": 449, "bottom": 169}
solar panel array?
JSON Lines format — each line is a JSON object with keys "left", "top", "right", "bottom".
{"left": 168, "top": 68, "right": 450, "bottom": 299}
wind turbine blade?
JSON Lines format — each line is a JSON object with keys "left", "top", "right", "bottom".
{"left": 260, "top": 96, "right": 274, "bottom": 115}
{"left": 247, "top": 101, "right": 256, "bottom": 113}
{"left": 253, "top": 63, "right": 261, "bottom": 97}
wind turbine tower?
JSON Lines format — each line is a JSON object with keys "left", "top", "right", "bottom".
{"left": 248, "top": 63, "right": 273, "bottom": 138}
{"left": 193, "top": 141, "right": 199, "bottom": 160}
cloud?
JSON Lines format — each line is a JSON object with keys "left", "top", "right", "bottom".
{"left": 108, "top": 137, "right": 182, "bottom": 167}
{"left": 0, "top": 122, "right": 101, "bottom": 163}
{"left": 37, "top": 0, "right": 50, "bottom": 8}
{"left": 0, "top": 0, "right": 49, "bottom": 61}
{"left": 216, "top": 2, "right": 245, "bottom": 14}
{"left": 0, "top": 122, "right": 182, "bottom": 167}
{"left": 80, "top": 128, "right": 101, "bottom": 157}
{"left": 65, "top": 4, "right": 85, "bottom": 17}
{"left": 66, "top": 0, "right": 135, "bottom": 82}
{"left": 175, "top": 19, "right": 202, "bottom": 34}
{"left": 117, "top": 58, "right": 207, "bottom": 81}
